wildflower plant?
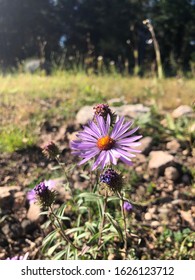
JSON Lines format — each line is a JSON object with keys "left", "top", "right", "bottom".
{"left": 30, "top": 103, "right": 142, "bottom": 260}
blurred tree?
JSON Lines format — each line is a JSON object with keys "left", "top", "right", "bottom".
{"left": 150, "top": 0, "right": 195, "bottom": 74}
{"left": 0, "top": 0, "right": 194, "bottom": 74}
{"left": 0, "top": 0, "right": 61, "bottom": 68}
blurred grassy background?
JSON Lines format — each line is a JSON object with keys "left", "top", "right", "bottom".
{"left": 0, "top": 72, "right": 194, "bottom": 152}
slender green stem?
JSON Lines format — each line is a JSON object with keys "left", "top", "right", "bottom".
{"left": 55, "top": 156, "right": 74, "bottom": 197}
{"left": 49, "top": 206, "right": 80, "bottom": 250}
{"left": 120, "top": 196, "right": 128, "bottom": 258}
{"left": 55, "top": 156, "right": 69, "bottom": 182}
{"left": 98, "top": 190, "right": 108, "bottom": 247}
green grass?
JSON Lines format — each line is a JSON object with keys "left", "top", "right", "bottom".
{"left": 0, "top": 71, "right": 194, "bottom": 152}
{"left": 0, "top": 125, "right": 37, "bottom": 153}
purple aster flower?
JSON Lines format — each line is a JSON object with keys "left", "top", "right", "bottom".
{"left": 6, "top": 252, "right": 29, "bottom": 260}
{"left": 123, "top": 201, "right": 133, "bottom": 212}
{"left": 70, "top": 114, "right": 142, "bottom": 170}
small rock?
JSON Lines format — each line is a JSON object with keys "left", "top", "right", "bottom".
{"left": 164, "top": 166, "right": 180, "bottom": 181}
{"left": 179, "top": 210, "right": 195, "bottom": 229}
{"left": 158, "top": 207, "right": 169, "bottom": 214}
{"left": 157, "top": 226, "right": 164, "bottom": 233}
{"left": 0, "top": 252, "right": 6, "bottom": 260}
{"left": 27, "top": 203, "right": 41, "bottom": 222}
{"left": 144, "top": 212, "right": 152, "bottom": 220}
{"left": 182, "top": 149, "right": 190, "bottom": 156}
{"left": 140, "top": 137, "right": 153, "bottom": 155}
{"left": 136, "top": 154, "right": 147, "bottom": 163}
{"left": 111, "top": 104, "right": 150, "bottom": 119}
{"left": 148, "top": 151, "right": 174, "bottom": 174}
{"left": 166, "top": 139, "right": 180, "bottom": 153}
{"left": 0, "top": 185, "right": 21, "bottom": 196}
{"left": 172, "top": 105, "right": 193, "bottom": 118}
{"left": 167, "top": 184, "right": 174, "bottom": 192}
{"left": 75, "top": 106, "right": 94, "bottom": 124}
{"left": 137, "top": 185, "right": 145, "bottom": 195}
{"left": 135, "top": 166, "right": 143, "bottom": 173}
{"left": 148, "top": 207, "right": 156, "bottom": 214}
{"left": 151, "top": 221, "right": 160, "bottom": 227}
{"left": 24, "top": 59, "right": 41, "bottom": 73}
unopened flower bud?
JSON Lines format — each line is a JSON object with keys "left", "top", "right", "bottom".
{"left": 42, "top": 141, "right": 60, "bottom": 159}
{"left": 100, "top": 168, "right": 123, "bottom": 193}
{"left": 123, "top": 201, "right": 133, "bottom": 212}
{"left": 34, "top": 181, "right": 55, "bottom": 208}
{"left": 93, "top": 103, "right": 116, "bottom": 126}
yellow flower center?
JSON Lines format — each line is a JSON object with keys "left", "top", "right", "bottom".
{"left": 97, "top": 135, "right": 115, "bottom": 150}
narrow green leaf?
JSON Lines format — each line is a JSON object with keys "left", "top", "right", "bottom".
{"left": 105, "top": 212, "right": 124, "bottom": 242}
{"left": 53, "top": 249, "right": 67, "bottom": 260}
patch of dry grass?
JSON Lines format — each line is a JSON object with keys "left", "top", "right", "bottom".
{"left": 0, "top": 72, "right": 194, "bottom": 152}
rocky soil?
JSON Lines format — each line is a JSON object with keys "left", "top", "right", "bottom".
{"left": 0, "top": 104, "right": 194, "bottom": 260}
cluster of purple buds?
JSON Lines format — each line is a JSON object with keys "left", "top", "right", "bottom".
{"left": 34, "top": 181, "right": 48, "bottom": 196}
{"left": 34, "top": 181, "right": 55, "bottom": 208}
{"left": 100, "top": 168, "right": 123, "bottom": 192}
{"left": 27, "top": 180, "right": 55, "bottom": 205}
{"left": 93, "top": 103, "right": 116, "bottom": 126}
{"left": 33, "top": 181, "right": 55, "bottom": 208}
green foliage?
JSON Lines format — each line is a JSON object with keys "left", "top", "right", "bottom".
{"left": 156, "top": 227, "right": 195, "bottom": 260}
{"left": 79, "top": 85, "right": 105, "bottom": 106}
{"left": 165, "top": 114, "right": 195, "bottom": 143}
{"left": 135, "top": 104, "right": 194, "bottom": 144}
{"left": 0, "top": 125, "right": 37, "bottom": 152}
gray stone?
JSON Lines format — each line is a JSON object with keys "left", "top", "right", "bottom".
{"left": 148, "top": 151, "right": 174, "bottom": 174}
{"left": 164, "top": 166, "right": 180, "bottom": 181}
{"left": 75, "top": 103, "right": 151, "bottom": 125}
{"left": 144, "top": 212, "right": 152, "bottom": 220}
{"left": 24, "top": 59, "right": 51, "bottom": 75}
{"left": 172, "top": 105, "right": 193, "bottom": 118}
{"left": 24, "top": 59, "right": 41, "bottom": 73}
{"left": 75, "top": 106, "right": 94, "bottom": 124}
{"left": 151, "top": 221, "right": 160, "bottom": 227}
{"left": 27, "top": 203, "right": 41, "bottom": 222}
{"left": 111, "top": 104, "right": 150, "bottom": 119}
{"left": 166, "top": 139, "right": 180, "bottom": 153}
{"left": 139, "top": 136, "right": 153, "bottom": 155}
